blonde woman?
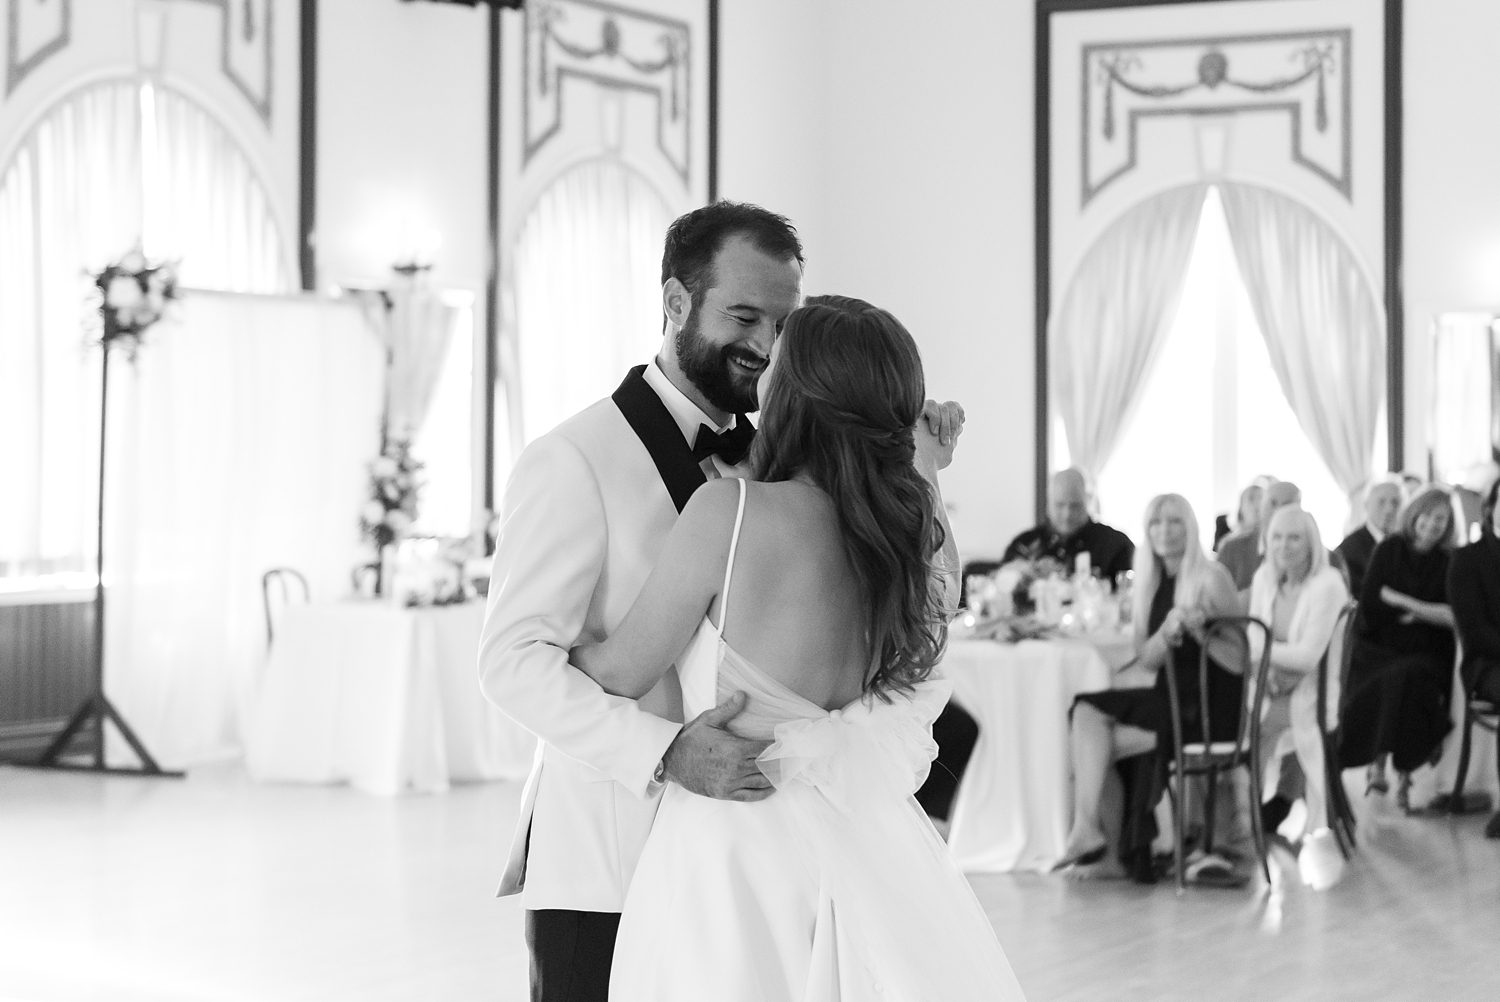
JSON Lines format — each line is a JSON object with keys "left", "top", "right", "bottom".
{"left": 1057, "top": 494, "right": 1245, "bottom": 883}
{"left": 1246, "top": 506, "right": 1349, "bottom": 881}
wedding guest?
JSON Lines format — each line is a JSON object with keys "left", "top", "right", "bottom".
{"left": 1339, "top": 485, "right": 1459, "bottom": 813}
{"left": 1216, "top": 479, "right": 1295, "bottom": 591}
{"left": 1445, "top": 477, "right": 1500, "bottom": 838}
{"left": 1453, "top": 460, "right": 1499, "bottom": 544}
{"left": 1336, "top": 476, "right": 1404, "bottom": 599}
{"left": 1056, "top": 494, "right": 1246, "bottom": 883}
{"left": 1214, "top": 481, "right": 1265, "bottom": 554}
{"left": 1001, "top": 467, "right": 1134, "bottom": 583}
{"left": 1246, "top": 506, "right": 1349, "bottom": 877}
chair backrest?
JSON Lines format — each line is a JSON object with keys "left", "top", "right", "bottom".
{"left": 1319, "top": 600, "right": 1360, "bottom": 733}
{"left": 1164, "top": 615, "right": 1270, "bottom": 759}
{"left": 261, "top": 567, "right": 310, "bottom": 647}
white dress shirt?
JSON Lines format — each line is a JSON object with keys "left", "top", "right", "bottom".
{"left": 643, "top": 360, "right": 751, "bottom": 480}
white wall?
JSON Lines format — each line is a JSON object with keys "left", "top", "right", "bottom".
{"left": 720, "top": 0, "right": 1037, "bottom": 560}
{"left": 302, "top": 0, "right": 1500, "bottom": 554}
{"left": 1403, "top": 0, "right": 1500, "bottom": 475}
{"left": 316, "top": 0, "right": 489, "bottom": 302}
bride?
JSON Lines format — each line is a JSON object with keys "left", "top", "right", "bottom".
{"left": 573, "top": 295, "right": 1026, "bottom": 1001}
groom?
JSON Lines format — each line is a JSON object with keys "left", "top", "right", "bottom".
{"left": 479, "top": 200, "right": 963, "bottom": 1002}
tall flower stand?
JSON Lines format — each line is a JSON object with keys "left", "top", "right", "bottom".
{"left": 34, "top": 341, "right": 182, "bottom": 777}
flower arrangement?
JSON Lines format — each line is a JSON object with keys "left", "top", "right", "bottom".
{"left": 93, "top": 248, "right": 179, "bottom": 359}
{"left": 359, "top": 436, "right": 424, "bottom": 552}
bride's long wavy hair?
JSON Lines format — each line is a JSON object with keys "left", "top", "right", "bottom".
{"left": 747, "top": 295, "right": 947, "bottom": 697}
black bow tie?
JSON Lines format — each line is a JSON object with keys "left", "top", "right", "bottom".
{"left": 692, "top": 421, "right": 755, "bottom": 466}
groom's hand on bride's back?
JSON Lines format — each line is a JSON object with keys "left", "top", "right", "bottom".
{"left": 663, "top": 691, "right": 774, "bottom": 802}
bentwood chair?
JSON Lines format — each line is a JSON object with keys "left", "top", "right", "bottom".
{"left": 1446, "top": 637, "right": 1500, "bottom": 837}
{"left": 1317, "top": 601, "right": 1361, "bottom": 858}
{"left": 261, "top": 567, "right": 310, "bottom": 648}
{"left": 1163, "top": 615, "right": 1273, "bottom": 892}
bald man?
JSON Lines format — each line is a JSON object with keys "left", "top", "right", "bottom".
{"left": 1336, "top": 478, "right": 1405, "bottom": 599}
{"left": 1001, "top": 468, "right": 1134, "bottom": 583}
{"left": 1217, "top": 480, "right": 1304, "bottom": 590}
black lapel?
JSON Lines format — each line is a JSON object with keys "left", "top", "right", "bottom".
{"left": 612, "top": 365, "right": 706, "bottom": 514}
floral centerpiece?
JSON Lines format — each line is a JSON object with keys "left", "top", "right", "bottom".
{"left": 359, "top": 437, "right": 424, "bottom": 595}
{"left": 92, "top": 248, "right": 179, "bottom": 359}
{"left": 990, "top": 552, "right": 1065, "bottom": 619}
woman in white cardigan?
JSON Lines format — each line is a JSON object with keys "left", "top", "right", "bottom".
{"left": 1247, "top": 506, "right": 1350, "bottom": 885}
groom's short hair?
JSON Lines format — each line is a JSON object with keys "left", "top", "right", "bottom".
{"left": 661, "top": 200, "right": 803, "bottom": 310}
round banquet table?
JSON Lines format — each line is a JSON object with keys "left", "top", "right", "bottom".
{"left": 941, "top": 634, "right": 1131, "bottom": 873}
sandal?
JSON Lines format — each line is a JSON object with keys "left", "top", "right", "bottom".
{"left": 1365, "top": 765, "right": 1389, "bottom": 796}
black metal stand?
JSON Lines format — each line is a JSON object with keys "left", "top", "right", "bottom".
{"left": 31, "top": 347, "right": 182, "bottom": 778}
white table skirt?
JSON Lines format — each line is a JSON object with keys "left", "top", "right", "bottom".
{"left": 942, "top": 637, "right": 1118, "bottom": 873}
{"left": 244, "top": 601, "right": 535, "bottom": 795}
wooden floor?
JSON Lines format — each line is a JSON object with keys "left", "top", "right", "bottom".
{"left": 2, "top": 762, "right": 1497, "bottom": 1002}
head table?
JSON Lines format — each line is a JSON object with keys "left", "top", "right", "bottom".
{"left": 244, "top": 600, "right": 536, "bottom": 795}
{"left": 941, "top": 630, "right": 1138, "bottom": 873}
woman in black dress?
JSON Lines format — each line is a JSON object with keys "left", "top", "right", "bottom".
{"left": 1445, "top": 477, "right": 1500, "bottom": 836}
{"left": 1057, "top": 493, "right": 1245, "bottom": 882}
{"left": 1339, "top": 485, "right": 1459, "bottom": 812}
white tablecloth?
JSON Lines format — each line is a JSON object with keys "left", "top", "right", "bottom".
{"left": 244, "top": 601, "right": 535, "bottom": 795}
{"left": 942, "top": 636, "right": 1122, "bottom": 873}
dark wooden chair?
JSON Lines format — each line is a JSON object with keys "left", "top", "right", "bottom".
{"left": 1446, "top": 646, "right": 1500, "bottom": 837}
{"left": 261, "top": 567, "right": 310, "bottom": 648}
{"left": 1163, "top": 615, "right": 1273, "bottom": 892}
{"left": 1317, "top": 601, "right": 1360, "bottom": 858}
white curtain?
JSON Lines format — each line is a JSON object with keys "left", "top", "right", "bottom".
{"left": 143, "top": 85, "right": 292, "bottom": 292}
{"left": 104, "top": 292, "right": 384, "bottom": 768}
{"left": 1050, "top": 184, "right": 1208, "bottom": 479}
{"left": 384, "top": 279, "right": 460, "bottom": 440}
{"left": 509, "top": 159, "right": 672, "bottom": 448}
{"left": 1218, "top": 182, "right": 1384, "bottom": 500}
{"left": 0, "top": 83, "right": 140, "bottom": 581}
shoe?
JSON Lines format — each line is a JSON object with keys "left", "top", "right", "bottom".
{"left": 1396, "top": 773, "right": 1413, "bottom": 815}
{"left": 1049, "top": 845, "right": 1107, "bottom": 872}
{"left": 1299, "top": 829, "right": 1346, "bottom": 890}
{"left": 1365, "top": 766, "right": 1389, "bottom": 796}
{"left": 1185, "top": 852, "right": 1250, "bottom": 889}
{"left": 1485, "top": 812, "right": 1500, "bottom": 839}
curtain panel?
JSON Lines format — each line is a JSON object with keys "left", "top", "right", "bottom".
{"left": 1049, "top": 184, "right": 1208, "bottom": 481}
{"left": 1218, "top": 182, "right": 1384, "bottom": 501}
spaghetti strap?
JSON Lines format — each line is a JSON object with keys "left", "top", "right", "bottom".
{"left": 714, "top": 478, "right": 748, "bottom": 634}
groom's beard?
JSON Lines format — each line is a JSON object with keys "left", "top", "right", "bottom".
{"left": 676, "top": 313, "right": 761, "bottom": 415}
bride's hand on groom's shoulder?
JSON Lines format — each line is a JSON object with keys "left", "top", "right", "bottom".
{"left": 918, "top": 399, "right": 964, "bottom": 471}
{"left": 663, "top": 691, "right": 775, "bottom": 802}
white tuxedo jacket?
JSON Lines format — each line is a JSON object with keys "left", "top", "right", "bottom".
{"left": 478, "top": 367, "right": 719, "bottom": 912}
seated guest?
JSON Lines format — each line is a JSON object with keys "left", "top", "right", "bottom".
{"left": 1217, "top": 480, "right": 1301, "bottom": 592}
{"left": 1454, "top": 460, "right": 1500, "bottom": 544}
{"left": 1056, "top": 494, "right": 1246, "bottom": 883}
{"left": 1215, "top": 481, "right": 1266, "bottom": 554}
{"left": 1339, "top": 485, "right": 1460, "bottom": 813}
{"left": 1336, "top": 476, "right": 1404, "bottom": 599}
{"left": 1002, "top": 467, "right": 1134, "bottom": 583}
{"left": 1445, "top": 477, "right": 1500, "bottom": 838}
{"left": 1246, "top": 506, "right": 1349, "bottom": 879}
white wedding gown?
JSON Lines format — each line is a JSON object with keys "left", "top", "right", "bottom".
{"left": 609, "top": 481, "right": 1026, "bottom": 1001}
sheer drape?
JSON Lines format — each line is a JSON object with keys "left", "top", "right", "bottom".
{"left": 385, "top": 280, "right": 460, "bottom": 439}
{"left": 144, "top": 85, "right": 292, "bottom": 292}
{"left": 0, "top": 83, "right": 139, "bottom": 580}
{"left": 1219, "top": 182, "right": 1383, "bottom": 500}
{"left": 104, "top": 292, "right": 383, "bottom": 767}
{"left": 1050, "top": 184, "right": 1208, "bottom": 480}
{"left": 509, "top": 159, "right": 672, "bottom": 447}
{"left": 0, "top": 81, "right": 292, "bottom": 586}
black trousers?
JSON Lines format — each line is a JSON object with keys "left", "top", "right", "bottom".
{"left": 914, "top": 701, "right": 980, "bottom": 819}
{"left": 526, "top": 909, "right": 621, "bottom": 1002}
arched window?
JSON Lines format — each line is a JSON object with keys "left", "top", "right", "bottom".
{"left": 0, "top": 80, "right": 291, "bottom": 587}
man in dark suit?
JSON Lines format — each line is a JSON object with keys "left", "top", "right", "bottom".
{"left": 1336, "top": 477, "right": 1404, "bottom": 599}
{"left": 1001, "top": 467, "right": 1134, "bottom": 583}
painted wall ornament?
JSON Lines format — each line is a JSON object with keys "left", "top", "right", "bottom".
{"left": 1083, "top": 30, "right": 1350, "bottom": 204}
{"left": 525, "top": 0, "right": 692, "bottom": 183}
{"left": 5, "top": 0, "right": 71, "bottom": 98}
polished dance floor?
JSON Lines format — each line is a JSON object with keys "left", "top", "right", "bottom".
{"left": 1, "top": 762, "right": 1496, "bottom": 1001}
